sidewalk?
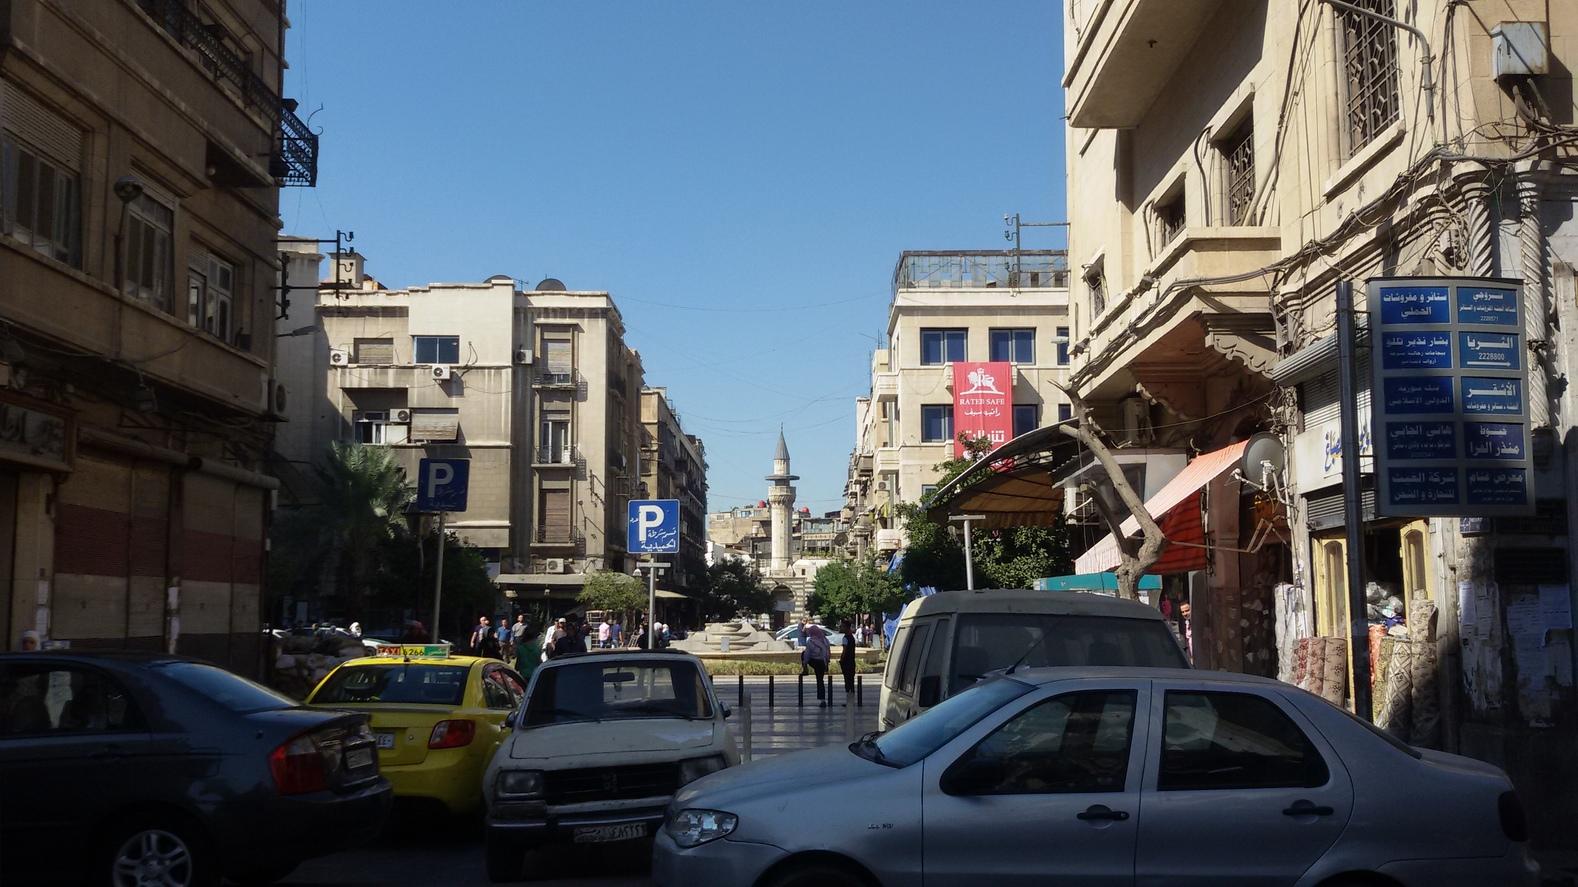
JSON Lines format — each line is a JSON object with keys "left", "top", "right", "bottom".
{"left": 712, "top": 674, "right": 881, "bottom": 761}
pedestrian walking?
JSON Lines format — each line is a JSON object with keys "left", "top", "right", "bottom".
{"left": 514, "top": 623, "right": 541, "bottom": 681}
{"left": 804, "top": 624, "right": 831, "bottom": 707}
{"left": 839, "top": 619, "right": 857, "bottom": 704}
{"left": 610, "top": 617, "right": 623, "bottom": 648}
{"left": 511, "top": 615, "right": 529, "bottom": 661}
{"left": 477, "top": 629, "right": 502, "bottom": 660}
{"left": 555, "top": 620, "right": 587, "bottom": 658}
{"left": 470, "top": 616, "right": 492, "bottom": 655}
{"left": 597, "top": 619, "right": 612, "bottom": 649}
{"left": 797, "top": 620, "right": 810, "bottom": 676}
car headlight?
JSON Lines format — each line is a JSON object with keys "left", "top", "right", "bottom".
{"left": 678, "top": 755, "right": 729, "bottom": 786}
{"left": 665, "top": 808, "right": 737, "bottom": 848}
{"left": 496, "top": 769, "right": 544, "bottom": 798}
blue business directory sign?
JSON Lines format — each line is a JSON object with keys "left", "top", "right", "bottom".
{"left": 1368, "top": 277, "right": 1531, "bottom": 517}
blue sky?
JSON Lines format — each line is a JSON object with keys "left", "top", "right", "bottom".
{"left": 283, "top": 1, "right": 1067, "bottom": 514}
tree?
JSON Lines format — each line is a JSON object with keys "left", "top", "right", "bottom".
{"left": 808, "top": 557, "right": 908, "bottom": 624}
{"left": 578, "top": 570, "right": 646, "bottom": 616}
{"left": 697, "top": 559, "right": 772, "bottom": 621}
{"left": 895, "top": 432, "right": 1073, "bottom": 593}
{"left": 314, "top": 442, "right": 414, "bottom": 614}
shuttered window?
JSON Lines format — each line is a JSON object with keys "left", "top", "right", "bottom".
{"left": 538, "top": 488, "right": 572, "bottom": 542}
{"left": 354, "top": 338, "right": 394, "bottom": 364}
{"left": 410, "top": 409, "right": 459, "bottom": 442}
{"left": 542, "top": 336, "right": 572, "bottom": 372}
{"left": 1, "top": 83, "right": 83, "bottom": 267}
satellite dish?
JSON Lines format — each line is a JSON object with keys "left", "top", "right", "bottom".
{"left": 536, "top": 277, "right": 567, "bottom": 291}
{"left": 1239, "top": 432, "right": 1286, "bottom": 483}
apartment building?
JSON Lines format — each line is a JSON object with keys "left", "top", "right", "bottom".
{"left": 0, "top": 0, "right": 315, "bottom": 671}
{"left": 640, "top": 386, "right": 709, "bottom": 593}
{"left": 1063, "top": 0, "right": 1578, "bottom": 843}
{"left": 845, "top": 249, "right": 1072, "bottom": 556}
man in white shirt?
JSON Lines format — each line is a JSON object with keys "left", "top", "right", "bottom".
{"left": 597, "top": 620, "right": 612, "bottom": 649}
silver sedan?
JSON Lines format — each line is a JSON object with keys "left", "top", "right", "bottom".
{"left": 652, "top": 667, "right": 1539, "bottom": 887}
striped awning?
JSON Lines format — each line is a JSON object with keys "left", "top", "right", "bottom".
{"left": 1074, "top": 440, "right": 1248, "bottom": 575}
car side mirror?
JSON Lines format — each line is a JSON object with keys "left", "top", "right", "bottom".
{"left": 721, "top": 703, "right": 732, "bottom": 719}
{"left": 504, "top": 710, "right": 519, "bottom": 729}
{"left": 941, "top": 756, "right": 1006, "bottom": 796}
{"left": 917, "top": 675, "right": 942, "bottom": 708}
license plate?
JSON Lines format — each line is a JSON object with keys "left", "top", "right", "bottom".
{"left": 375, "top": 732, "right": 395, "bottom": 750}
{"left": 572, "top": 823, "right": 646, "bottom": 844}
{"left": 346, "top": 748, "right": 374, "bottom": 770}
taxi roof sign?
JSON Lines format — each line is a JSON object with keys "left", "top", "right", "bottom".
{"left": 373, "top": 642, "right": 452, "bottom": 659}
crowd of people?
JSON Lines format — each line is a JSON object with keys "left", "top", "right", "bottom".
{"left": 454, "top": 612, "right": 685, "bottom": 675}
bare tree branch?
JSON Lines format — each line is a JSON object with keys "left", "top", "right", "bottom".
{"left": 1051, "top": 381, "right": 1168, "bottom": 601}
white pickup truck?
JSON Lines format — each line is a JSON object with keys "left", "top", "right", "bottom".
{"left": 482, "top": 650, "right": 739, "bottom": 882}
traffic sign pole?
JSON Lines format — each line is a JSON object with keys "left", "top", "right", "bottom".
{"left": 1336, "top": 280, "right": 1373, "bottom": 722}
{"left": 432, "top": 511, "right": 446, "bottom": 645}
{"left": 647, "top": 564, "right": 656, "bottom": 650}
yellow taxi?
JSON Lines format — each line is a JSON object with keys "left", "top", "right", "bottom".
{"left": 306, "top": 643, "right": 527, "bottom": 815}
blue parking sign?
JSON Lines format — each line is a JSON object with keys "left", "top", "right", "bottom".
{"left": 627, "top": 500, "right": 680, "bottom": 554}
{"left": 416, "top": 459, "right": 469, "bottom": 512}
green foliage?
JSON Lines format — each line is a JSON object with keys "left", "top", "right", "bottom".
{"left": 578, "top": 570, "right": 647, "bottom": 615}
{"left": 894, "top": 437, "right": 1074, "bottom": 591}
{"left": 697, "top": 559, "right": 772, "bottom": 621}
{"left": 808, "top": 557, "right": 908, "bottom": 625}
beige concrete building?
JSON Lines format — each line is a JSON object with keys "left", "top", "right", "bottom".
{"left": 640, "top": 387, "right": 709, "bottom": 594}
{"left": 845, "top": 249, "right": 1073, "bottom": 556}
{"left": 1063, "top": 0, "right": 1578, "bottom": 843}
{"left": 0, "top": 0, "right": 313, "bottom": 672}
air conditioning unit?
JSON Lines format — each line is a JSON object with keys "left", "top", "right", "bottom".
{"left": 515, "top": 348, "right": 533, "bottom": 365}
{"left": 266, "top": 378, "right": 288, "bottom": 419}
{"left": 329, "top": 349, "right": 349, "bottom": 366}
{"left": 392, "top": 409, "right": 412, "bottom": 423}
{"left": 543, "top": 558, "right": 566, "bottom": 574}
{"left": 431, "top": 365, "right": 452, "bottom": 380}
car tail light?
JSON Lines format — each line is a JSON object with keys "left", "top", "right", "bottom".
{"left": 269, "top": 733, "right": 328, "bottom": 795}
{"left": 429, "top": 719, "right": 476, "bottom": 749}
{"left": 1498, "top": 791, "right": 1528, "bottom": 842}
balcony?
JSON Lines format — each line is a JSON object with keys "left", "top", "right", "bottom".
{"left": 533, "top": 370, "right": 578, "bottom": 389}
{"left": 533, "top": 447, "right": 579, "bottom": 468}
{"left": 893, "top": 251, "right": 1069, "bottom": 295}
{"left": 136, "top": 0, "right": 318, "bottom": 186}
{"left": 1064, "top": 0, "right": 1225, "bottom": 129}
{"left": 533, "top": 527, "right": 583, "bottom": 546}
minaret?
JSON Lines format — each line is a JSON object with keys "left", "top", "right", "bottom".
{"left": 766, "top": 430, "right": 798, "bottom": 574}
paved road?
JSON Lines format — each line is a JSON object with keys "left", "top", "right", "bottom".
{"left": 284, "top": 678, "right": 878, "bottom": 886}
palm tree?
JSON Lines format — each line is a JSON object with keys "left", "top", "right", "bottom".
{"left": 314, "top": 442, "right": 413, "bottom": 615}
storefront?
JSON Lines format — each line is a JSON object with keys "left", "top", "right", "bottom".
{"left": 0, "top": 391, "right": 73, "bottom": 650}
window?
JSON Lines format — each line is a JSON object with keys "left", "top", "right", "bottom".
{"left": 989, "top": 329, "right": 1035, "bottom": 364}
{"left": 310, "top": 664, "right": 469, "bottom": 707}
{"left": 898, "top": 622, "right": 933, "bottom": 694}
{"left": 354, "top": 338, "right": 394, "bottom": 364}
{"left": 920, "top": 484, "right": 938, "bottom": 502}
{"left": 1220, "top": 117, "right": 1255, "bottom": 226}
{"left": 921, "top": 405, "right": 953, "bottom": 444}
{"left": 1056, "top": 326, "right": 1070, "bottom": 365}
{"left": 188, "top": 251, "right": 235, "bottom": 342}
{"left": 1, "top": 664, "right": 141, "bottom": 735}
{"left": 354, "top": 410, "right": 390, "bottom": 444}
{"left": 869, "top": 676, "right": 1034, "bottom": 767}
{"left": 949, "top": 614, "right": 1188, "bottom": 695}
{"left": 920, "top": 329, "right": 967, "bottom": 365}
{"left": 884, "top": 626, "right": 911, "bottom": 689}
{"left": 1154, "top": 185, "right": 1186, "bottom": 247}
{"left": 1339, "top": 0, "right": 1401, "bottom": 156}
{"left": 944, "top": 691, "right": 1137, "bottom": 795}
{"left": 124, "top": 193, "right": 173, "bottom": 310}
{"left": 1158, "top": 691, "right": 1329, "bottom": 791}
{"left": 152, "top": 661, "right": 295, "bottom": 713}
{"left": 1013, "top": 404, "right": 1040, "bottom": 438}
{"left": 0, "top": 133, "right": 80, "bottom": 266}
{"left": 524, "top": 662, "right": 712, "bottom": 726}
{"left": 482, "top": 667, "right": 521, "bottom": 710}
{"left": 413, "top": 335, "right": 460, "bottom": 364}
{"left": 1057, "top": 403, "right": 1073, "bottom": 423}
{"left": 539, "top": 408, "right": 571, "bottom": 463}
{"left": 537, "top": 487, "right": 572, "bottom": 543}
{"left": 1087, "top": 268, "right": 1106, "bottom": 317}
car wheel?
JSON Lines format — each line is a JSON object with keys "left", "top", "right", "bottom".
{"left": 761, "top": 860, "right": 869, "bottom": 887}
{"left": 103, "top": 816, "right": 217, "bottom": 887}
{"left": 228, "top": 860, "right": 299, "bottom": 885}
{"left": 485, "top": 832, "right": 532, "bottom": 883}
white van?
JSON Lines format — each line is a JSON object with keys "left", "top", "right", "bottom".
{"left": 877, "top": 589, "right": 1188, "bottom": 730}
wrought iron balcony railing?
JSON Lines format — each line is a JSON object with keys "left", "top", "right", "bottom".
{"left": 534, "top": 526, "right": 582, "bottom": 545}
{"left": 534, "top": 447, "right": 579, "bottom": 466}
{"left": 533, "top": 370, "right": 577, "bottom": 388}
{"left": 137, "top": 0, "right": 317, "bottom": 187}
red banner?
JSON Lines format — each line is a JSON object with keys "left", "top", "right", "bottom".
{"left": 952, "top": 361, "right": 1013, "bottom": 458}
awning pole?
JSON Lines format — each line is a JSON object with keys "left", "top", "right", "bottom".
{"left": 1336, "top": 279, "right": 1374, "bottom": 722}
{"left": 950, "top": 515, "right": 985, "bottom": 591}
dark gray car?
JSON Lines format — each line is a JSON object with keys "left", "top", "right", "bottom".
{"left": 0, "top": 651, "right": 392, "bottom": 887}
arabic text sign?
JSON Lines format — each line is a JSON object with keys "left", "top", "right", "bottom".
{"left": 1369, "top": 277, "right": 1531, "bottom": 517}
{"left": 1378, "top": 285, "right": 1450, "bottom": 324}
{"left": 951, "top": 361, "right": 1014, "bottom": 459}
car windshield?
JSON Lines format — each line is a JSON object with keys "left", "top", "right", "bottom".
{"left": 153, "top": 661, "right": 298, "bottom": 713}
{"left": 863, "top": 676, "right": 1032, "bottom": 767}
{"left": 309, "top": 664, "right": 470, "bottom": 706}
{"left": 523, "top": 661, "right": 712, "bottom": 726}
{"left": 949, "top": 613, "right": 1188, "bottom": 694}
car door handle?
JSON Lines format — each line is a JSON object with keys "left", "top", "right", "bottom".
{"left": 1076, "top": 805, "right": 1130, "bottom": 822}
{"left": 1282, "top": 800, "right": 1335, "bottom": 817}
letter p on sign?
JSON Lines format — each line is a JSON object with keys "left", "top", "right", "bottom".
{"left": 637, "top": 505, "right": 664, "bottom": 543}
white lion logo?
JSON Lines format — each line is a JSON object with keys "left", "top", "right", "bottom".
{"left": 961, "top": 367, "right": 1002, "bottom": 395}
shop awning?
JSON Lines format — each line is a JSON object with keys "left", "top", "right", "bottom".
{"left": 923, "top": 421, "right": 1082, "bottom": 528}
{"left": 1035, "top": 573, "right": 1162, "bottom": 592}
{"left": 1074, "top": 439, "right": 1248, "bottom": 575}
